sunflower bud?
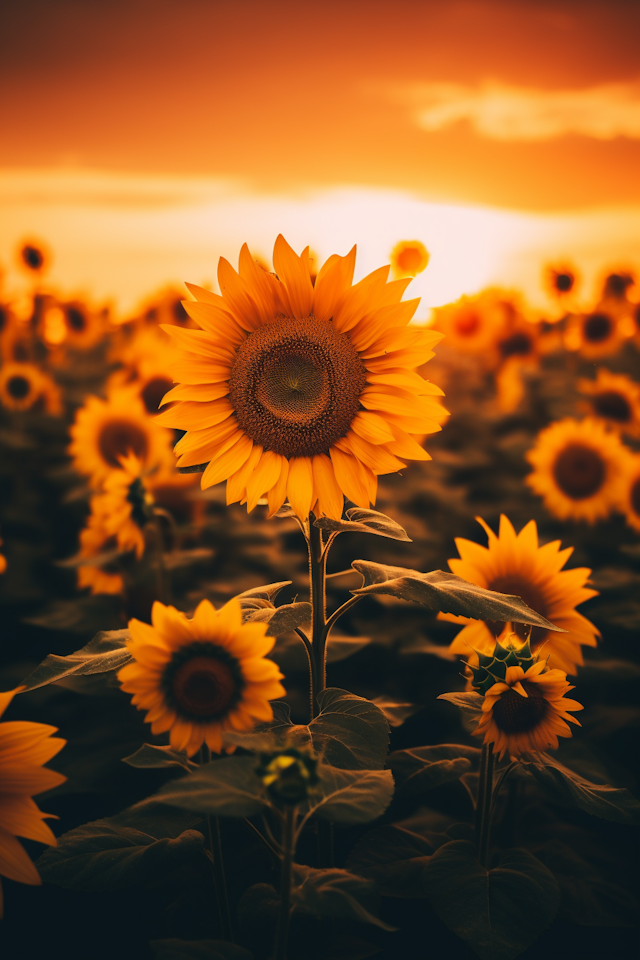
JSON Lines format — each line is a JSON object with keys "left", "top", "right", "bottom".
{"left": 468, "top": 636, "right": 540, "bottom": 696}
{"left": 256, "top": 747, "right": 319, "bottom": 805}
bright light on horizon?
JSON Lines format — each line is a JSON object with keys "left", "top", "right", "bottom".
{"left": 1, "top": 168, "right": 638, "bottom": 317}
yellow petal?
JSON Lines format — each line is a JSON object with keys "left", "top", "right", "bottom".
{"left": 351, "top": 410, "right": 395, "bottom": 444}
{"left": 226, "top": 444, "right": 263, "bottom": 504}
{"left": 156, "top": 397, "right": 234, "bottom": 431}
{"left": 180, "top": 296, "right": 246, "bottom": 344}
{"left": 217, "top": 257, "right": 262, "bottom": 332}
{"left": 160, "top": 382, "right": 228, "bottom": 404}
{"left": 312, "top": 454, "right": 344, "bottom": 520}
{"left": 201, "top": 433, "right": 253, "bottom": 489}
{"left": 0, "top": 828, "right": 42, "bottom": 885}
{"left": 246, "top": 450, "right": 285, "bottom": 512}
{"left": 287, "top": 456, "right": 314, "bottom": 520}
{"left": 273, "top": 235, "right": 313, "bottom": 319}
{"left": 330, "top": 447, "right": 370, "bottom": 508}
{"left": 267, "top": 456, "right": 289, "bottom": 518}
{"left": 312, "top": 246, "right": 356, "bottom": 322}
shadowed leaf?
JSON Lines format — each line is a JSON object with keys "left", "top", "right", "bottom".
{"left": 237, "top": 581, "right": 292, "bottom": 603}
{"left": 150, "top": 941, "right": 253, "bottom": 960}
{"left": 292, "top": 864, "right": 396, "bottom": 930}
{"left": 152, "top": 756, "right": 267, "bottom": 817}
{"left": 388, "top": 744, "right": 480, "bottom": 796}
{"left": 437, "top": 691, "right": 484, "bottom": 725}
{"left": 351, "top": 562, "right": 566, "bottom": 631}
{"left": 305, "top": 765, "right": 394, "bottom": 825}
{"left": 517, "top": 755, "right": 640, "bottom": 824}
{"left": 122, "top": 744, "right": 197, "bottom": 771}
{"left": 162, "top": 548, "right": 214, "bottom": 570}
{"left": 14, "top": 630, "right": 132, "bottom": 693}
{"left": 371, "top": 697, "right": 421, "bottom": 728}
{"left": 315, "top": 508, "right": 411, "bottom": 542}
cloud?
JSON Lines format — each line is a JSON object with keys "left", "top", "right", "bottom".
{"left": 394, "top": 79, "right": 640, "bottom": 141}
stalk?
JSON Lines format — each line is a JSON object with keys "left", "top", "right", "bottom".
{"left": 475, "top": 742, "right": 495, "bottom": 868}
{"left": 308, "top": 518, "right": 327, "bottom": 714}
{"left": 200, "top": 745, "right": 234, "bottom": 942}
{"left": 273, "top": 806, "right": 296, "bottom": 960}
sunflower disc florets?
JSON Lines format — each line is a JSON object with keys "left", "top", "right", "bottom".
{"left": 256, "top": 746, "right": 319, "bottom": 805}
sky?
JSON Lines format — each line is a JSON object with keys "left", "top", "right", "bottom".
{"left": 0, "top": 0, "right": 638, "bottom": 311}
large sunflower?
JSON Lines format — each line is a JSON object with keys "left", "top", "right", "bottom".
{"left": 0, "top": 687, "right": 66, "bottom": 916}
{"left": 118, "top": 598, "right": 285, "bottom": 756}
{"left": 474, "top": 660, "right": 583, "bottom": 759}
{"left": 69, "top": 385, "right": 174, "bottom": 488}
{"left": 578, "top": 368, "right": 640, "bottom": 438}
{"left": 442, "top": 515, "right": 599, "bottom": 674}
{"left": 526, "top": 417, "right": 627, "bottom": 523}
{"left": 155, "top": 236, "right": 446, "bottom": 520}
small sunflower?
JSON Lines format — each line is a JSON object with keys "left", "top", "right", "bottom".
{"left": 526, "top": 417, "right": 627, "bottom": 524}
{"left": 0, "top": 687, "right": 66, "bottom": 916}
{"left": 473, "top": 655, "right": 583, "bottom": 760}
{"left": 565, "top": 309, "right": 627, "bottom": 358}
{"left": 432, "top": 290, "right": 511, "bottom": 363}
{"left": 601, "top": 271, "right": 635, "bottom": 302}
{"left": 62, "top": 300, "right": 106, "bottom": 351}
{"left": 545, "top": 264, "right": 578, "bottom": 300}
{"left": 0, "top": 362, "right": 61, "bottom": 415}
{"left": 155, "top": 236, "right": 446, "bottom": 520}
{"left": 118, "top": 598, "right": 286, "bottom": 756}
{"left": 617, "top": 453, "right": 640, "bottom": 533}
{"left": 68, "top": 385, "right": 174, "bottom": 488}
{"left": 76, "top": 504, "right": 125, "bottom": 595}
{"left": 17, "top": 240, "right": 49, "bottom": 275}
{"left": 442, "top": 515, "right": 599, "bottom": 674}
{"left": 390, "top": 240, "right": 430, "bottom": 279}
{"left": 0, "top": 534, "right": 6, "bottom": 574}
{"left": 578, "top": 369, "right": 640, "bottom": 437}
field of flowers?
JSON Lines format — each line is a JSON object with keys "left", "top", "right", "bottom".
{"left": 0, "top": 238, "right": 639, "bottom": 960}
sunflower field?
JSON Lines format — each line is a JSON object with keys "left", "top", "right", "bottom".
{"left": 1, "top": 239, "right": 639, "bottom": 960}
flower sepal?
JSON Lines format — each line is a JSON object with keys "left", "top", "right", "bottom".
{"left": 468, "top": 637, "right": 539, "bottom": 696}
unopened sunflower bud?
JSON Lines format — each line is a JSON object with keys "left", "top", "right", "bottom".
{"left": 257, "top": 747, "right": 319, "bottom": 805}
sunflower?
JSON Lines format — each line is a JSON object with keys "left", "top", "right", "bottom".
{"left": 17, "top": 240, "right": 49, "bottom": 275}
{"left": 68, "top": 384, "right": 174, "bottom": 488}
{"left": 616, "top": 453, "right": 640, "bottom": 533}
{"left": 155, "top": 236, "right": 446, "bottom": 520}
{"left": 0, "top": 362, "right": 62, "bottom": 415}
{"left": 564, "top": 309, "right": 627, "bottom": 358}
{"left": 442, "top": 515, "right": 599, "bottom": 673}
{"left": 0, "top": 534, "right": 6, "bottom": 575}
{"left": 0, "top": 687, "right": 66, "bottom": 916}
{"left": 76, "top": 504, "right": 125, "bottom": 595}
{"left": 545, "top": 264, "right": 578, "bottom": 300}
{"left": 526, "top": 417, "right": 627, "bottom": 524}
{"left": 390, "top": 240, "right": 430, "bottom": 279}
{"left": 474, "top": 658, "right": 583, "bottom": 760}
{"left": 431, "top": 290, "right": 511, "bottom": 363}
{"left": 62, "top": 300, "right": 106, "bottom": 351}
{"left": 578, "top": 369, "right": 640, "bottom": 438}
{"left": 118, "top": 598, "right": 285, "bottom": 756}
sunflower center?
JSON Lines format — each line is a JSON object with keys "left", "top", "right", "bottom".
{"left": 98, "top": 419, "right": 149, "bottom": 468}
{"left": 164, "top": 642, "right": 244, "bottom": 720}
{"left": 455, "top": 312, "right": 480, "bottom": 336}
{"left": 553, "top": 443, "right": 605, "bottom": 500}
{"left": 7, "top": 375, "right": 31, "bottom": 399}
{"left": 228, "top": 316, "right": 366, "bottom": 457}
{"left": 631, "top": 478, "right": 640, "bottom": 520}
{"left": 492, "top": 681, "right": 549, "bottom": 733}
{"left": 500, "top": 332, "right": 533, "bottom": 358}
{"left": 172, "top": 299, "right": 189, "bottom": 322}
{"left": 485, "top": 575, "right": 548, "bottom": 644}
{"left": 396, "top": 246, "right": 424, "bottom": 274}
{"left": 22, "top": 245, "right": 44, "bottom": 270}
{"left": 592, "top": 390, "right": 631, "bottom": 422}
{"left": 141, "top": 376, "right": 173, "bottom": 414}
{"left": 583, "top": 313, "right": 612, "bottom": 343}
{"left": 554, "top": 272, "right": 574, "bottom": 293}
{"left": 67, "top": 307, "right": 87, "bottom": 332}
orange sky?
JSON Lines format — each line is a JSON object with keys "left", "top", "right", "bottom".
{"left": 1, "top": 0, "right": 639, "bottom": 210}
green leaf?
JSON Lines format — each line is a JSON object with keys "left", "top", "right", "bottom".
{"left": 162, "top": 548, "right": 214, "bottom": 570}
{"left": 292, "top": 864, "right": 396, "bottom": 930}
{"left": 150, "top": 942, "right": 253, "bottom": 960}
{"left": 35, "top": 802, "right": 204, "bottom": 891}
{"left": 263, "top": 602, "right": 312, "bottom": 637}
{"left": 351, "top": 562, "right": 566, "bottom": 632}
{"left": 305, "top": 765, "right": 394, "bottom": 825}
{"left": 517, "top": 755, "right": 640, "bottom": 825}
{"left": 14, "top": 629, "right": 132, "bottom": 692}
{"left": 388, "top": 744, "right": 480, "bottom": 797}
{"left": 268, "top": 633, "right": 369, "bottom": 672}
{"left": 422, "top": 840, "right": 560, "bottom": 960}
{"left": 307, "top": 688, "right": 390, "bottom": 770}
{"left": 152, "top": 756, "right": 267, "bottom": 816}
{"left": 315, "top": 508, "right": 411, "bottom": 542}
{"left": 122, "top": 744, "right": 198, "bottom": 771}
{"left": 236, "top": 581, "right": 292, "bottom": 604}
{"left": 371, "top": 697, "right": 420, "bottom": 728}
{"left": 437, "top": 691, "right": 484, "bottom": 725}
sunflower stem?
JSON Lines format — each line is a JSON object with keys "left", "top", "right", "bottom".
{"left": 476, "top": 742, "right": 495, "bottom": 868}
{"left": 273, "top": 805, "right": 296, "bottom": 960}
{"left": 151, "top": 514, "right": 171, "bottom": 604}
{"left": 200, "top": 745, "right": 234, "bottom": 942}
{"left": 308, "top": 516, "right": 327, "bottom": 716}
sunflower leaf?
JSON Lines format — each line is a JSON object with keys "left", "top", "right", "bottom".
{"left": 371, "top": 696, "right": 420, "bottom": 727}
{"left": 236, "top": 581, "right": 292, "bottom": 603}
{"left": 308, "top": 688, "right": 390, "bottom": 769}
{"left": 422, "top": 840, "right": 560, "bottom": 960}
{"left": 122, "top": 744, "right": 198, "bottom": 771}
{"left": 264, "top": 602, "right": 312, "bottom": 637}
{"left": 291, "top": 864, "right": 396, "bottom": 930}
{"left": 517, "top": 755, "right": 640, "bottom": 824}
{"left": 14, "top": 629, "right": 132, "bottom": 692}
{"left": 152, "top": 756, "right": 267, "bottom": 816}
{"left": 315, "top": 509, "right": 411, "bottom": 542}
{"left": 304, "top": 764, "right": 394, "bottom": 825}
{"left": 351, "top": 562, "right": 567, "bottom": 631}
{"left": 387, "top": 744, "right": 481, "bottom": 797}
{"left": 35, "top": 801, "right": 205, "bottom": 891}
{"left": 150, "top": 941, "right": 253, "bottom": 960}
{"left": 437, "top": 691, "right": 484, "bottom": 725}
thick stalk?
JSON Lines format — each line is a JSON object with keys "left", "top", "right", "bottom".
{"left": 201, "top": 746, "right": 234, "bottom": 942}
{"left": 151, "top": 515, "right": 171, "bottom": 604}
{"left": 475, "top": 742, "right": 495, "bottom": 868}
{"left": 308, "top": 519, "right": 327, "bottom": 714}
{"left": 273, "top": 806, "right": 296, "bottom": 960}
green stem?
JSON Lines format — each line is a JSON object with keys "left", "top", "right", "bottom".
{"left": 273, "top": 806, "right": 296, "bottom": 960}
{"left": 308, "top": 517, "right": 327, "bottom": 715}
{"left": 200, "top": 746, "right": 234, "bottom": 942}
{"left": 476, "top": 742, "right": 495, "bottom": 868}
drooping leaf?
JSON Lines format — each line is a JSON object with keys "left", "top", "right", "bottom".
{"left": 315, "top": 508, "right": 411, "bottom": 542}
{"left": 150, "top": 941, "right": 253, "bottom": 960}
{"left": 351, "top": 562, "right": 566, "bottom": 631}
{"left": 346, "top": 816, "right": 450, "bottom": 897}
{"left": 437, "top": 691, "right": 484, "bottom": 727}
{"left": 35, "top": 802, "right": 204, "bottom": 891}
{"left": 387, "top": 744, "right": 480, "bottom": 797}
{"left": 327, "top": 634, "right": 371, "bottom": 663}
{"left": 122, "top": 744, "right": 198, "bottom": 771}
{"left": 14, "top": 629, "right": 132, "bottom": 693}
{"left": 517, "top": 755, "right": 640, "bottom": 825}
{"left": 22, "top": 596, "right": 122, "bottom": 633}
{"left": 371, "top": 697, "right": 421, "bottom": 728}
{"left": 162, "top": 548, "right": 214, "bottom": 570}
{"left": 305, "top": 765, "right": 394, "bottom": 825}
{"left": 422, "top": 840, "right": 560, "bottom": 960}
{"left": 292, "top": 864, "right": 396, "bottom": 930}
{"left": 236, "top": 581, "right": 292, "bottom": 604}
{"left": 152, "top": 756, "right": 267, "bottom": 817}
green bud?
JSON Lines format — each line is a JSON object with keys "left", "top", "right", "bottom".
{"left": 256, "top": 747, "right": 319, "bottom": 806}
